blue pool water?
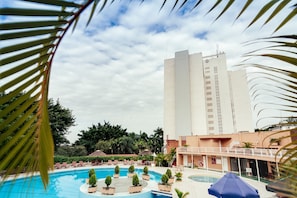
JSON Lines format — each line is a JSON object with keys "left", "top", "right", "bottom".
{"left": 188, "top": 175, "right": 219, "bottom": 183}
{"left": 0, "top": 167, "right": 164, "bottom": 198}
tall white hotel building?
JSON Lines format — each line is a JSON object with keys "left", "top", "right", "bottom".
{"left": 164, "top": 50, "right": 254, "bottom": 140}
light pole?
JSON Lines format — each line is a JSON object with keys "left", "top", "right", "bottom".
{"left": 152, "top": 152, "right": 156, "bottom": 167}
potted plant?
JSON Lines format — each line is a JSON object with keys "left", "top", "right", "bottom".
{"left": 242, "top": 142, "right": 253, "bottom": 154}
{"left": 128, "top": 174, "right": 143, "bottom": 193}
{"left": 114, "top": 165, "right": 120, "bottom": 178}
{"left": 86, "top": 168, "right": 95, "bottom": 184}
{"left": 158, "top": 174, "right": 171, "bottom": 192}
{"left": 175, "top": 188, "right": 189, "bottom": 198}
{"left": 101, "top": 175, "right": 115, "bottom": 195}
{"left": 128, "top": 165, "right": 135, "bottom": 178}
{"left": 142, "top": 166, "right": 150, "bottom": 181}
{"left": 166, "top": 169, "right": 174, "bottom": 184}
{"left": 88, "top": 173, "right": 97, "bottom": 193}
{"left": 175, "top": 172, "right": 182, "bottom": 182}
{"left": 270, "top": 138, "right": 281, "bottom": 146}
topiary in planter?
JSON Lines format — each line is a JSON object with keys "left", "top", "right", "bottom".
{"left": 161, "top": 174, "right": 169, "bottom": 185}
{"left": 143, "top": 166, "right": 148, "bottom": 175}
{"left": 114, "top": 165, "right": 120, "bottom": 174}
{"left": 89, "top": 174, "right": 97, "bottom": 187}
{"left": 132, "top": 174, "right": 140, "bottom": 186}
{"left": 175, "top": 172, "right": 182, "bottom": 181}
{"left": 128, "top": 165, "right": 135, "bottom": 173}
{"left": 166, "top": 169, "right": 172, "bottom": 178}
{"left": 105, "top": 175, "right": 112, "bottom": 188}
{"left": 89, "top": 169, "right": 95, "bottom": 178}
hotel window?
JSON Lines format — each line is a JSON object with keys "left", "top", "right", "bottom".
{"left": 206, "top": 86, "right": 211, "bottom": 90}
{"left": 206, "top": 91, "right": 211, "bottom": 95}
{"left": 205, "top": 81, "right": 211, "bottom": 84}
{"left": 207, "top": 103, "right": 212, "bottom": 106}
{"left": 208, "top": 121, "right": 214, "bottom": 124}
{"left": 208, "top": 127, "right": 214, "bottom": 130}
{"left": 206, "top": 97, "right": 212, "bottom": 101}
{"left": 207, "top": 109, "right": 213, "bottom": 112}
{"left": 208, "top": 115, "right": 213, "bottom": 118}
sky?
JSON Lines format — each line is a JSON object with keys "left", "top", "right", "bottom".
{"left": 2, "top": 1, "right": 296, "bottom": 143}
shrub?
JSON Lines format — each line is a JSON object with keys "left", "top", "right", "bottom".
{"left": 89, "top": 174, "right": 97, "bottom": 187}
{"left": 132, "top": 174, "right": 140, "bottom": 186}
{"left": 105, "top": 176, "right": 112, "bottom": 188}
{"left": 88, "top": 169, "right": 95, "bottom": 178}
{"left": 143, "top": 166, "right": 148, "bottom": 175}
{"left": 166, "top": 169, "right": 172, "bottom": 178}
{"left": 114, "top": 165, "right": 120, "bottom": 174}
{"left": 128, "top": 165, "right": 135, "bottom": 173}
{"left": 175, "top": 188, "right": 189, "bottom": 198}
{"left": 161, "top": 174, "right": 169, "bottom": 185}
{"left": 175, "top": 172, "right": 182, "bottom": 181}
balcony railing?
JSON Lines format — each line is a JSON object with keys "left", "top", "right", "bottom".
{"left": 177, "top": 147, "right": 284, "bottom": 159}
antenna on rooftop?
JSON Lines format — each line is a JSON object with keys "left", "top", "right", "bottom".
{"left": 216, "top": 44, "right": 219, "bottom": 57}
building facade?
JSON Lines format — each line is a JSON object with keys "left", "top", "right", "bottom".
{"left": 172, "top": 129, "right": 295, "bottom": 181}
{"left": 164, "top": 50, "right": 254, "bottom": 140}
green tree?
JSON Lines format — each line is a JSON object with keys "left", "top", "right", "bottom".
{"left": 95, "top": 140, "right": 112, "bottom": 154}
{"left": 0, "top": 1, "right": 295, "bottom": 193}
{"left": 116, "top": 136, "right": 137, "bottom": 154}
{"left": 55, "top": 145, "right": 87, "bottom": 157}
{"left": 75, "top": 121, "right": 128, "bottom": 154}
{"left": 48, "top": 99, "right": 75, "bottom": 150}
{"left": 149, "top": 127, "right": 164, "bottom": 154}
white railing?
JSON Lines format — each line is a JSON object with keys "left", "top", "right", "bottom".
{"left": 177, "top": 147, "right": 284, "bottom": 159}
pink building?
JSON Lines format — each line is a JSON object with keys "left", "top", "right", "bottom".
{"left": 170, "top": 129, "right": 296, "bottom": 181}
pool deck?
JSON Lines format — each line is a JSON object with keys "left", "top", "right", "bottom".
{"left": 153, "top": 166, "right": 277, "bottom": 198}
{"left": 72, "top": 164, "right": 277, "bottom": 198}
{"left": 5, "top": 164, "right": 278, "bottom": 198}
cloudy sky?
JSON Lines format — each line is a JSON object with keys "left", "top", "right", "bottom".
{"left": 2, "top": 1, "right": 296, "bottom": 143}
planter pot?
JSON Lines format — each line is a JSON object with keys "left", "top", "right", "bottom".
{"left": 101, "top": 187, "right": 115, "bottom": 195}
{"left": 168, "top": 177, "right": 174, "bottom": 184}
{"left": 128, "top": 185, "right": 143, "bottom": 193}
{"left": 88, "top": 186, "right": 97, "bottom": 193}
{"left": 142, "top": 174, "right": 150, "bottom": 181}
{"left": 158, "top": 184, "right": 172, "bottom": 192}
{"left": 113, "top": 174, "right": 119, "bottom": 178}
{"left": 128, "top": 173, "right": 136, "bottom": 178}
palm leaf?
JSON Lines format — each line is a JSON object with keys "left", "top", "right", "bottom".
{"left": 0, "top": 0, "right": 103, "bottom": 188}
{"left": 1, "top": 0, "right": 296, "bottom": 193}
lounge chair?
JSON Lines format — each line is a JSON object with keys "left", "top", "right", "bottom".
{"left": 78, "top": 161, "right": 85, "bottom": 167}
{"left": 72, "top": 161, "right": 77, "bottom": 168}
{"left": 54, "top": 163, "right": 61, "bottom": 169}
{"left": 107, "top": 160, "right": 112, "bottom": 165}
{"left": 61, "top": 162, "right": 68, "bottom": 168}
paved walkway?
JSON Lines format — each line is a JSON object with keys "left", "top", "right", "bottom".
{"left": 96, "top": 177, "right": 148, "bottom": 193}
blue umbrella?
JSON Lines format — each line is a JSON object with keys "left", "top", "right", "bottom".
{"left": 208, "top": 172, "right": 260, "bottom": 198}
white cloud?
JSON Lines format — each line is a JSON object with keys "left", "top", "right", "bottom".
{"left": 40, "top": 1, "right": 296, "bottom": 142}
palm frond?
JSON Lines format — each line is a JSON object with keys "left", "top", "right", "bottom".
{"left": 166, "top": 0, "right": 295, "bottom": 31}
{"left": 1, "top": 0, "right": 296, "bottom": 192}
{"left": 0, "top": 0, "right": 105, "bottom": 188}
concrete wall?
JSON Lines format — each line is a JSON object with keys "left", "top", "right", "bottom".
{"left": 229, "top": 70, "right": 254, "bottom": 132}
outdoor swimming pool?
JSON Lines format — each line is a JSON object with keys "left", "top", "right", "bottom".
{"left": 0, "top": 167, "right": 163, "bottom": 198}
{"left": 188, "top": 175, "right": 219, "bottom": 183}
